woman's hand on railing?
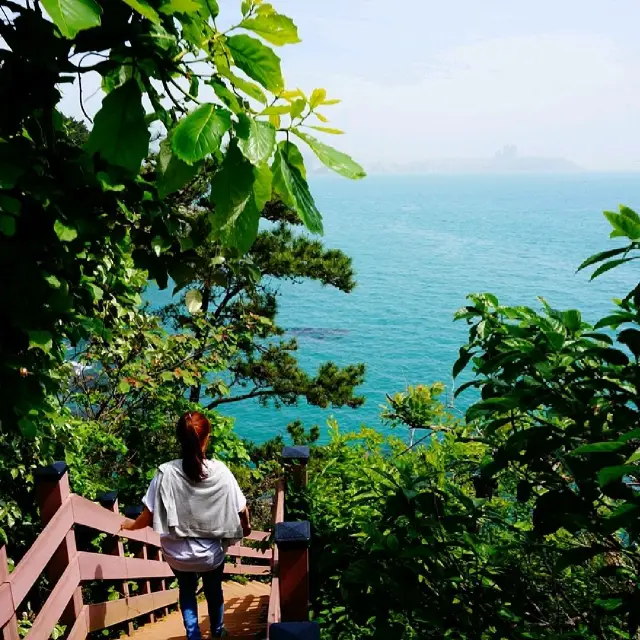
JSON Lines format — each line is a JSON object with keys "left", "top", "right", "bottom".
{"left": 240, "top": 507, "right": 252, "bottom": 538}
{"left": 119, "top": 506, "right": 153, "bottom": 532}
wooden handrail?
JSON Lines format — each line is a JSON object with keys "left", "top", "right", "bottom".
{"left": 0, "top": 463, "right": 281, "bottom": 640}
{"left": 267, "top": 478, "right": 286, "bottom": 633}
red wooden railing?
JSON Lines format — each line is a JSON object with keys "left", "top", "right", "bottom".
{"left": 0, "top": 463, "right": 274, "bottom": 640}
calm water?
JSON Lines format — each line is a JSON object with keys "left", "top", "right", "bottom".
{"left": 154, "top": 174, "right": 640, "bottom": 443}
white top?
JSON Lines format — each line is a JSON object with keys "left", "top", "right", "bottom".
{"left": 143, "top": 459, "right": 246, "bottom": 573}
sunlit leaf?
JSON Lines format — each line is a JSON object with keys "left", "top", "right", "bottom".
{"left": 159, "top": 0, "right": 200, "bottom": 15}
{"left": 293, "top": 129, "right": 366, "bottom": 180}
{"left": 309, "top": 88, "right": 326, "bottom": 108}
{"left": 54, "top": 220, "right": 78, "bottom": 242}
{"left": 121, "top": 0, "right": 161, "bottom": 23}
{"left": 185, "top": 289, "right": 203, "bottom": 314}
{"left": 308, "top": 126, "right": 344, "bottom": 135}
{"left": 41, "top": 0, "right": 101, "bottom": 38}
{"left": 240, "top": 9, "right": 301, "bottom": 46}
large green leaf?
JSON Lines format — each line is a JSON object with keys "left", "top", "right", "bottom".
{"left": 253, "top": 163, "right": 273, "bottom": 213}
{"left": 240, "top": 9, "right": 301, "bottom": 46}
{"left": 292, "top": 129, "right": 365, "bottom": 180}
{"left": 157, "top": 138, "right": 200, "bottom": 199}
{"left": 0, "top": 215, "right": 16, "bottom": 237}
{"left": 87, "top": 81, "right": 150, "bottom": 173}
{"left": 159, "top": 0, "right": 201, "bottom": 15}
{"left": 211, "top": 143, "right": 256, "bottom": 231}
{"left": 272, "top": 143, "right": 323, "bottom": 234}
{"left": 237, "top": 118, "right": 276, "bottom": 165}
{"left": 171, "top": 104, "right": 231, "bottom": 165}
{"left": 122, "top": 0, "right": 161, "bottom": 23}
{"left": 219, "top": 69, "right": 267, "bottom": 104}
{"left": 41, "top": 0, "right": 101, "bottom": 38}
{"left": 227, "top": 34, "right": 284, "bottom": 93}
{"left": 210, "top": 79, "right": 242, "bottom": 113}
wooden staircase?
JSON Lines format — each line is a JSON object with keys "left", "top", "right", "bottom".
{"left": 0, "top": 447, "right": 319, "bottom": 640}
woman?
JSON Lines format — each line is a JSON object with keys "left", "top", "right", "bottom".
{"left": 122, "top": 411, "right": 251, "bottom": 639}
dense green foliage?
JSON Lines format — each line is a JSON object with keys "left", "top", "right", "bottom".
{"left": 299, "top": 209, "right": 640, "bottom": 639}
{"left": 0, "top": 0, "right": 365, "bottom": 552}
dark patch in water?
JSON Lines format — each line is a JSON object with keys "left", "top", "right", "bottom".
{"left": 287, "top": 327, "right": 349, "bottom": 340}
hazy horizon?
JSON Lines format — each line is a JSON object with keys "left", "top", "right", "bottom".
{"left": 59, "top": 0, "right": 640, "bottom": 172}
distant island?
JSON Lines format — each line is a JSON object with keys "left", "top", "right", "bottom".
{"left": 311, "top": 145, "right": 582, "bottom": 175}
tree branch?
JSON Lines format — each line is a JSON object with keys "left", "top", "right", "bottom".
{"left": 207, "top": 388, "right": 276, "bottom": 408}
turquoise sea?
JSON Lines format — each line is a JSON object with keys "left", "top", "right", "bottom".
{"left": 156, "top": 174, "right": 640, "bottom": 443}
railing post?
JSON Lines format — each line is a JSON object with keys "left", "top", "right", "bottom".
{"left": 270, "top": 622, "right": 320, "bottom": 639}
{"left": 124, "top": 505, "right": 155, "bottom": 624}
{"left": 275, "top": 521, "right": 311, "bottom": 623}
{"left": 1, "top": 541, "right": 19, "bottom": 640}
{"left": 98, "top": 491, "right": 134, "bottom": 636}
{"left": 282, "top": 446, "right": 310, "bottom": 490}
{"left": 34, "top": 462, "right": 83, "bottom": 626}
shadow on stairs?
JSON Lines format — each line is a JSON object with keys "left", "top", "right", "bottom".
{"left": 122, "top": 581, "right": 270, "bottom": 640}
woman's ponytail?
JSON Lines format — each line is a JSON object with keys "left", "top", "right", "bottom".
{"left": 176, "top": 411, "right": 211, "bottom": 482}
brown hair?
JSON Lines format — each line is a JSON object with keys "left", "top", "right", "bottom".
{"left": 176, "top": 411, "right": 211, "bottom": 482}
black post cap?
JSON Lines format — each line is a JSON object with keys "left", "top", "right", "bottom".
{"left": 275, "top": 521, "right": 311, "bottom": 549}
{"left": 269, "top": 622, "right": 320, "bottom": 639}
{"left": 97, "top": 491, "right": 118, "bottom": 509}
{"left": 123, "top": 504, "right": 144, "bottom": 519}
{"left": 282, "top": 446, "right": 310, "bottom": 462}
{"left": 34, "top": 461, "right": 68, "bottom": 482}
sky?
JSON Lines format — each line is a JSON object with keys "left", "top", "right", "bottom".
{"left": 60, "top": 0, "right": 640, "bottom": 170}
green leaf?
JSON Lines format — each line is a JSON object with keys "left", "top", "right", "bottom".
{"left": 562, "top": 309, "right": 582, "bottom": 331}
{"left": 41, "top": 0, "right": 101, "bottom": 38}
{"left": 556, "top": 545, "right": 608, "bottom": 572}
{"left": 604, "top": 207, "right": 640, "bottom": 240}
{"left": 309, "top": 88, "right": 327, "bottom": 108}
{"left": 157, "top": 138, "right": 200, "bottom": 199}
{"left": 0, "top": 215, "right": 16, "bottom": 237}
{"left": 87, "top": 81, "right": 150, "bottom": 173}
{"left": 171, "top": 104, "right": 232, "bottom": 165}
{"left": 0, "top": 195, "right": 21, "bottom": 215}
{"left": 54, "top": 220, "right": 78, "bottom": 242}
{"left": 117, "top": 380, "right": 131, "bottom": 393}
{"left": 597, "top": 465, "right": 638, "bottom": 487}
{"left": 292, "top": 129, "right": 366, "bottom": 179}
{"left": 577, "top": 246, "right": 629, "bottom": 272}
{"left": 452, "top": 347, "right": 472, "bottom": 379}
{"left": 253, "top": 162, "right": 273, "bottom": 213}
{"left": 221, "top": 70, "right": 267, "bottom": 104}
{"left": 18, "top": 418, "right": 38, "bottom": 439}
{"left": 595, "top": 598, "right": 625, "bottom": 612}
{"left": 28, "top": 330, "right": 53, "bottom": 353}
{"left": 159, "top": 0, "right": 200, "bottom": 15}
{"left": 572, "top": 442, "right": 626, "bottom": 455}
{"left": 237, "top": 119, "right": 276, "bottom": 165}
{"left": 185, "top": 289, "right": 203, "bottom": 314}
{"left": 260, "top": 105, "right": 290, "bottom": 116}
{"left": 272, "top": 142, "right": 323, "bottom": 234}
{"left": 211, "top": 143, "right": 256, "bottom": 229}
{"left": 240, "top": 11, "right": 301, "bottom": 46}
{"left": 227, "top": 34, "right": 284, "bottom": 93}
{"left": 290, "top": 98, "right": 306, "bottom": 119}
{"left": 121, "top": 0, "right": 161, "bottom": 23}
{"left": 590, "top": 257, "right": 637, "bottom": 280}
{"left": 210, "top": 79, "right": 242, "bottom": 113}
{"left": 211, "top": 144, "right": 267, "bottom": 253}
{"left": 308, "top": 126, "right": 344, "bottom": 135}
{"left": 618, "top": 328, "right": 640, "bottom": 358}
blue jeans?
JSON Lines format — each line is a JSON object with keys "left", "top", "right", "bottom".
{"left": 174, "top": 563, "right": 225, "bottom": 639}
